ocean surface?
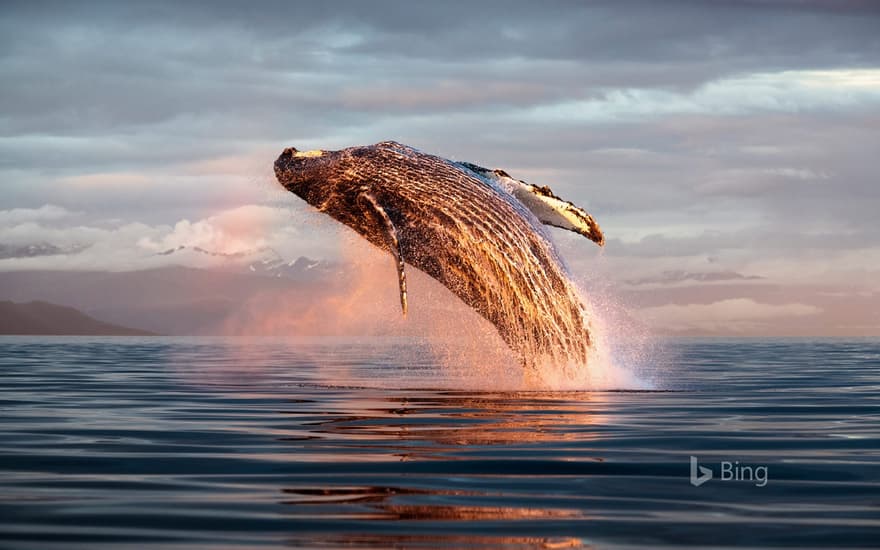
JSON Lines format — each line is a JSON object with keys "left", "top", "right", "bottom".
{"left": 0, "top": 336, "right": 877, "bottom": 549}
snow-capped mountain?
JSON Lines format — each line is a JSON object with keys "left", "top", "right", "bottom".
{"left": 245, "top": 254, "right": 339, "bottom": 281}
{"left": 153, "top": 244, "right": 338, "bottom": 281}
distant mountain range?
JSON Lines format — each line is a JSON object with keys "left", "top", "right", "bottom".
{"left": 244, "top": 254, "right": 336, "bottom": 280}
{"left": 1, "top": 253, "right": 871, "bottom": 337}
{"left": 0, "top": 300, "right": 155, "bottom": 336}
{"left": 0, "top": 255, "right": 497, "bottom": 338}
{"left": 153, "top": 246, "right": 338, "bottom": 281}
{"left": 0, "top": 257, "right": 345, "bottom": 336}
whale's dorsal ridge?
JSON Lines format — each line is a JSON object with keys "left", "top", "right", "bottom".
{"left": 375, "top": 141, "right": 419, "bottom": 156}
{"left": 357, "top": 189, "right": 409, "bottom": 317}
{"left": 457, "top": 161, "right": 605, "bottom": 246}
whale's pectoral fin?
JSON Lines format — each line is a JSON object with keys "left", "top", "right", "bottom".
{"left": 357, "top": 190, "right": 408, "bottom": 316}
{"left": 459, "top": 162, "right": 604, "bottom": 246}
{"left": 511, "top": 182, "right": 605, "bottom": 246}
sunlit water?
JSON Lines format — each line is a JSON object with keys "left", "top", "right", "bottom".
{"left": 1, "top": 336, "right": 878, "bottom": 549}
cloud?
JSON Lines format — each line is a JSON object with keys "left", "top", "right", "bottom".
{"left": 635, "top": 298, "right": 822, "bottom": 333}
{"left": 58, "top": 172, "right": 153, "bottom": 188}
{"left": 0, "top": 242, "right": 88, "bottom": 260}
{"left": 608, "top": 224, "right": 879, "bottom": 259}
{"left": 137, "top": 205, "right": 290, "bottom": 256}
{"left": 338, "top": 80, "right": 556, "bottom": 112}
{"left": 0, "top": 203, "right": 337, "bottom": 271}
{"left": 625, "top": 270, "right": 763, "bottom": 286}
{"left": 695, "top": 166, "right": 830, "bottom": 196}
{"left": 0, "top": 204, "right": 76, "bottom": 225}
{"left": 523, "top": 70, "right": 880, "bottom": 123}
{"left": 0, "top": 1, "right": 877, "bottom": 337}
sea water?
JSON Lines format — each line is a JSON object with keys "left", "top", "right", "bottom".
{"left": 0, "top": 336, "right": 878, "bottom": 548}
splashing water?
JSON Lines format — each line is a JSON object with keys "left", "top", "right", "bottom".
{"left": 340, "top": 234, "right": 651, "bottom": 390}
{"left": 223, "top": 224, "right": 650, "bottom": 390}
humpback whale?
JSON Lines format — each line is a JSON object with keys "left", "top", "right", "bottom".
{"left": 274, "top": 141, "right": 604, "bottom": 369}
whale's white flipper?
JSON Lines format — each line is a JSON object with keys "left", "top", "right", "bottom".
{"left": 358, "top": 190, "right": 408, "bottom": 316}
{"left": 458, "top": 162, "right": 604, "bottom": 246}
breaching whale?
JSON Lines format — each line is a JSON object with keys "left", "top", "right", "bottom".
{"left": 274, "top": 141, "right": 604, "bottom": 369}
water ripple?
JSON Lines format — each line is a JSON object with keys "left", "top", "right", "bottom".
{"left": 1, "top": 336, "right": 878, "bottom": 548}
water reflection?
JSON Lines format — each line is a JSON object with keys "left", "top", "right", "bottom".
{"left": 277, "top": 391, "right": 609, "bottom": 458}
{"left": 282, "top": 485, "right": 583, "bottom": 521}
{"left": 273, "top": 391, "right": 608, "bottom": 547}
{"left": 283, "top": 534, "right": 589, "bottom": 549}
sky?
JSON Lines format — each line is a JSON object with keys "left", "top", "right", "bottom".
{"left": 1, "top": 0, "right": 879, "bottom": 335}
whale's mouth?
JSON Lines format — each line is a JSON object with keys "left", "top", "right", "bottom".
{"left": 275, "top": 147, "right": 327, "bottom": 192}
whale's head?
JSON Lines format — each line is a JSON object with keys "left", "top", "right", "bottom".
{"left": 274, "top": 147, "right": 344, "bottom": 208}
{"left": 274, "top": 145, "right": 396, "bottom": 251}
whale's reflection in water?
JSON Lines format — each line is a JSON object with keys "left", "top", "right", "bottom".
{"left": 272, "top": 392, "right": 604, "bottom": 547}
{"left": 298, "top": 392, "right": 607, "bottom": 449}
{"left": 287, "top": 533, "right": 588, "bottom": 549}
{"left": 282, "top": 486, "right": 584, "bottom": 521}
